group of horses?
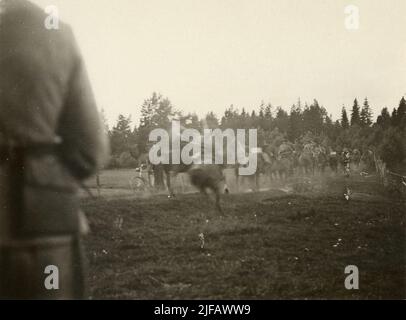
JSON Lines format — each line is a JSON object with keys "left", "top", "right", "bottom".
{"left": 233, "top": 144, "right": 374, "bottom": 191}
{"left": 135, "top": 144, "right": 375, "bottom": 213}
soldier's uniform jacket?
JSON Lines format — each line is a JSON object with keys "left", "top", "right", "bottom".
{"left": 303, "top": 143, "right": 314, "bottom": 154}
{"left": 0, "top": 0, "right": 109, "bottom": 239}
{"left": 278, "top": 143, "right": 293, "bottom": 157}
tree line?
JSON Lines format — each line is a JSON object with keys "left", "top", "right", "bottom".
{"left": 102, "top": 93, "right": 406, "bottom": 172}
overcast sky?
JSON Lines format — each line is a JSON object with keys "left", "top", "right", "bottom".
{"left": 32, "top": 0, "right": 406, "bottom": 125}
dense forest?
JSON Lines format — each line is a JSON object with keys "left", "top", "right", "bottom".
{"left": 102, "top": 93, "right": 406, "bottom": 173}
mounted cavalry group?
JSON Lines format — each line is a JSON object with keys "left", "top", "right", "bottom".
{"left": 229, "top": 140, "right": 374, "bottom": 192}
{"left": 133, "top": 130, "right": 375, "bottom": 213}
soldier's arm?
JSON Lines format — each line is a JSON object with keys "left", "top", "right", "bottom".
{"left": 57, "top": 29, "right": 109, "bottom": 180}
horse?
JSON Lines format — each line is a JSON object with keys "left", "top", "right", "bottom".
{"left": 188, "top": 164, "right": 229, "bottom": 214}
{"left": 158, "top": 138, "right": 230, "bottom": 213}
{"left": 161, "top": 162, "right": 191, "bottom": 196}
{"left": 162, "top": 162, "right": 228, "bottom": 214}
{"left": 328, "top": 152, "right": 339, "bottom": 174}
{"left": 298, "top": 150, "right": 315, "bottom": 176}
{"left": 291, "top": 150, "right": 301, "bottom": 175}
{"left": 233, "top": 148, "right": 272, "bottom": 192}
{"left": 351, "top": 149, "right": 362, "bottom": 170}
{"left": 313, "top": 147, "right": 329, "bottom": 174}
{"left": 359, "top": 150, "right": 375, "bottom": 173}
{"left": 264, "top": 149, "right": 292, "bottom": 181}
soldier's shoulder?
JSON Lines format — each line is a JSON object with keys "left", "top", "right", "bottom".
{"left": 4, "top": 0, "right": 72, "bottom": 35}
{"left": 1, "top": 0, "right": 80, "bottom": 76}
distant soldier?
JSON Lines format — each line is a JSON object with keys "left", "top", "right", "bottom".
{"left": 328, "top": 149, "right": 339, "bottom": 174}
{"left": 303, "top": 141, "right": 315, "bottom": 154}
{"left": 293, "top": 139, "right": 302, "bottom": 153}
{"left": 341, "top": 148, "right": 351, "bottom": 176}
{"left": 351, "top": 148, "right": 361, "bottom": 169}
{"left": 0, "top": 0, "right": 108, "bottom": 299}
{"left": 278, "top": 139, "right": 294, "bottom": 159}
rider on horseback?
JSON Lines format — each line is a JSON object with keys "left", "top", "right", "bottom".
{"left": 303, "top": 141, "right": 315, "bottom": 155}
{"left": 278, "top": 139, "right": 294, "bottom": 159}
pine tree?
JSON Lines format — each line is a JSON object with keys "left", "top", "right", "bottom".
{"left": 391, "top": 108, "right": 398, "bottom": 126}
{"left": 288, "top": 104, "right": 303, "bottom": 141}
{"left": 260, "top": 103, "right": 273, "bottom": 131}
{"left": 302, "top": 100, "right": 325, "bottom": 134}
{"left": 376, "top": 107, "right": 391, "bottom": 129}
{"left": 137, "top": 92, "right": 177, "bottom": 153}
{"left": 341, "top": 106, "right": 349, "bottom": 129}
{"left": 205, "top": 112, "right": 219, "bottom": 129}
{"left": 240, "top": 108, "right": 248, "bottom": 128}
{"left": 250, "top": 110, "right": 259, "bottom": 128}
{"left": 111, "top": 114, "right": 133, "bottom": 155}
{"left": 398, "top": 96, "right": 406, "bottom": 118}
{"left": 182, "top": 113, "right": 201, "bottom": 130}
{"left": 264, "top": 104, "right": 273, "bottom": 120}
{"left": 360, "top": 98, "right": 373, "bottom": 127}
{"left": 274, "top": 107, "right": 289, "bottom": 133}
{"left": 393, "top": 96, "right": 406, "bottom": 127}
{"left": 350, "top": 99, "right": 361, "bottom": 126}
{"left": 139, "top": 92, "right": 176, "bottom": 129}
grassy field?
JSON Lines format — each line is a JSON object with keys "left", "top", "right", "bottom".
{"left": 82, "top": 172, "right": 405, "bottom": 299}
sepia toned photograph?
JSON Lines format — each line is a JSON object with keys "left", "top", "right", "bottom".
{"left": 0, "top": 0, "right": 405, "bottom": 305}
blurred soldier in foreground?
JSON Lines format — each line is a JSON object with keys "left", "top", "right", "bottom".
{"left": 0, "top": 0, "right": 108, "bottom": 299}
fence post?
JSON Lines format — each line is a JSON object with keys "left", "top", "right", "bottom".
{"left": 96, "top": 173, "right": 101, "bottom": 197}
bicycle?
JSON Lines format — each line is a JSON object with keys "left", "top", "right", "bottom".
{"left": 129, "top": 164, "right": 154, "bottom": 194}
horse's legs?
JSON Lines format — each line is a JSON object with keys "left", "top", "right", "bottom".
{"left": 301, "top": 163, "right": 307, "bottom": 176}
{"left": 282, "top": 169, "right": 287, "bottom": 182}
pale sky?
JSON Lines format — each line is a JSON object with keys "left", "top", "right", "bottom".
{"left": 31, "top": 0, "right": 406, "bottom": 125}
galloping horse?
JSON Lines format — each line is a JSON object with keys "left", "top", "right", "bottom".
{"left": 156, "top": 123, "right": 229, "bottom": 213}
